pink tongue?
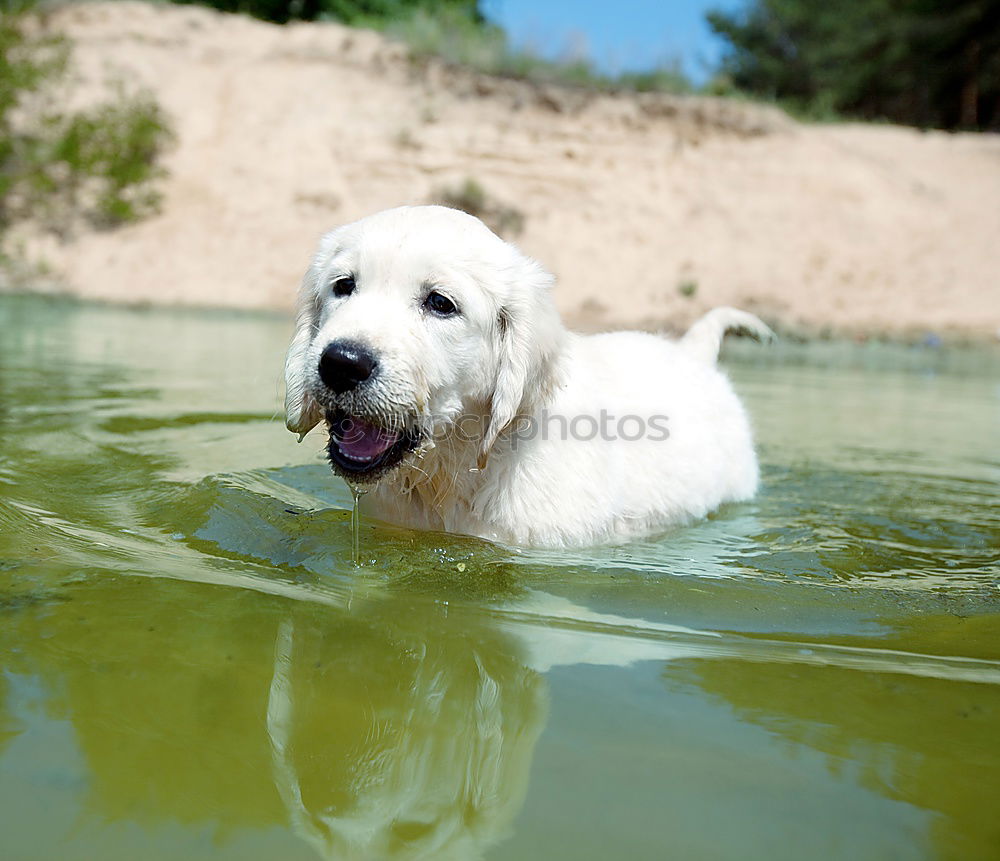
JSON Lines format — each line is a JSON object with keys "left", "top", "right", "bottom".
{"left": 337, "top": 418, "right": 401, "bottom": 461}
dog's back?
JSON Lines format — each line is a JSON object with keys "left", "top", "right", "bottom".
{"left": 471, "top": 319, "right": 768, "bottom": 546}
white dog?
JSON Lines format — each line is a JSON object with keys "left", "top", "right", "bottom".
{"left": 285, "top": 206, "right": 772, "bottom": 548}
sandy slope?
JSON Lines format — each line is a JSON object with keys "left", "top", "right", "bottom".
{"left": 9, "top": 1, "right": 1000, "bottom": 339}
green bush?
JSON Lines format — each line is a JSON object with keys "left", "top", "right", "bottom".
{"left": 0, "top": 5, "right": 173, "bottom": 244}
{"left": 168, "top": 0, "right": 484, "bottom": 26}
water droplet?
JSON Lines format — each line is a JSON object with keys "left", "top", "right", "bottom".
{"left": 349, "top": 483, "right": 367, "bottom": 567}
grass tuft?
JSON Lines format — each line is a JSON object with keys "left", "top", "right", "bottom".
{"left": 384, "top": 8, "right": 691, "bottom": 95}
{"left": 433, "top": 177, "right": 525, "bottom": 237}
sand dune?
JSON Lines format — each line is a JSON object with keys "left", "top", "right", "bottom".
{"left": 11, "top": 1, "right": 1000, "bottom": 339}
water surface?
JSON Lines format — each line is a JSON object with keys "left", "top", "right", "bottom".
{"left": 1, "top": 295, "right": 998, "bottom": 860}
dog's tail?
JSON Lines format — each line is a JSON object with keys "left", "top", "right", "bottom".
{"left": 680, "top": 306, "right": 775, "bottom": 364}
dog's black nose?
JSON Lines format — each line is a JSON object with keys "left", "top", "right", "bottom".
{"left": 318, "top": 341, "right": 378, "bottom": 394}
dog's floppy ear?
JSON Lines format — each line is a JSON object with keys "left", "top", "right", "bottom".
{"left": 284, "top": 263, "right": 324, "bottom": 440}
{"left": 480, "top": 257, "right": 565, "bottom": 467}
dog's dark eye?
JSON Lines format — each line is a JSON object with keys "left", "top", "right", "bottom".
{"left": 424, "top": 290, "right": 458, "bottom": 317}
{"left": 332, "top": 276, "right": 356, "bottom": 297}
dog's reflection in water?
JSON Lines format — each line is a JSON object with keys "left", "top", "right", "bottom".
{"left": 264, "top": 608, "right": 547, "bottom": 861}
{"left": 264, "top": 590, "right": 705, "bottom": 861}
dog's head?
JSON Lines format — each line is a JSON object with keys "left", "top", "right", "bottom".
{"left": 285, "top": 206, "right": 565, "bottom": 482}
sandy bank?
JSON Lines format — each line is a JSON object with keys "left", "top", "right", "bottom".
{"left": 6, "top": 1, "right": 1000, "bottom": 341}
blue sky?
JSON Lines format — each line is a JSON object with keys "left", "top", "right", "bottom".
{"left": 482, "top": 0, "right": 742, "bottom": 83}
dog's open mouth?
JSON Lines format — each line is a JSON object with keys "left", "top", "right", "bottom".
{"left": 325, "top": 410, "right": 418, "bottom": 479}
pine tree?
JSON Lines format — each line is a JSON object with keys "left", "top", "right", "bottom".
{"left": 707, "top": 0, "right": 1000, "bottom": 130}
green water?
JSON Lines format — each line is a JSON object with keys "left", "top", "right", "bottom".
{"left": 1, "top": 294, "right": 998, "bottom": 861}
